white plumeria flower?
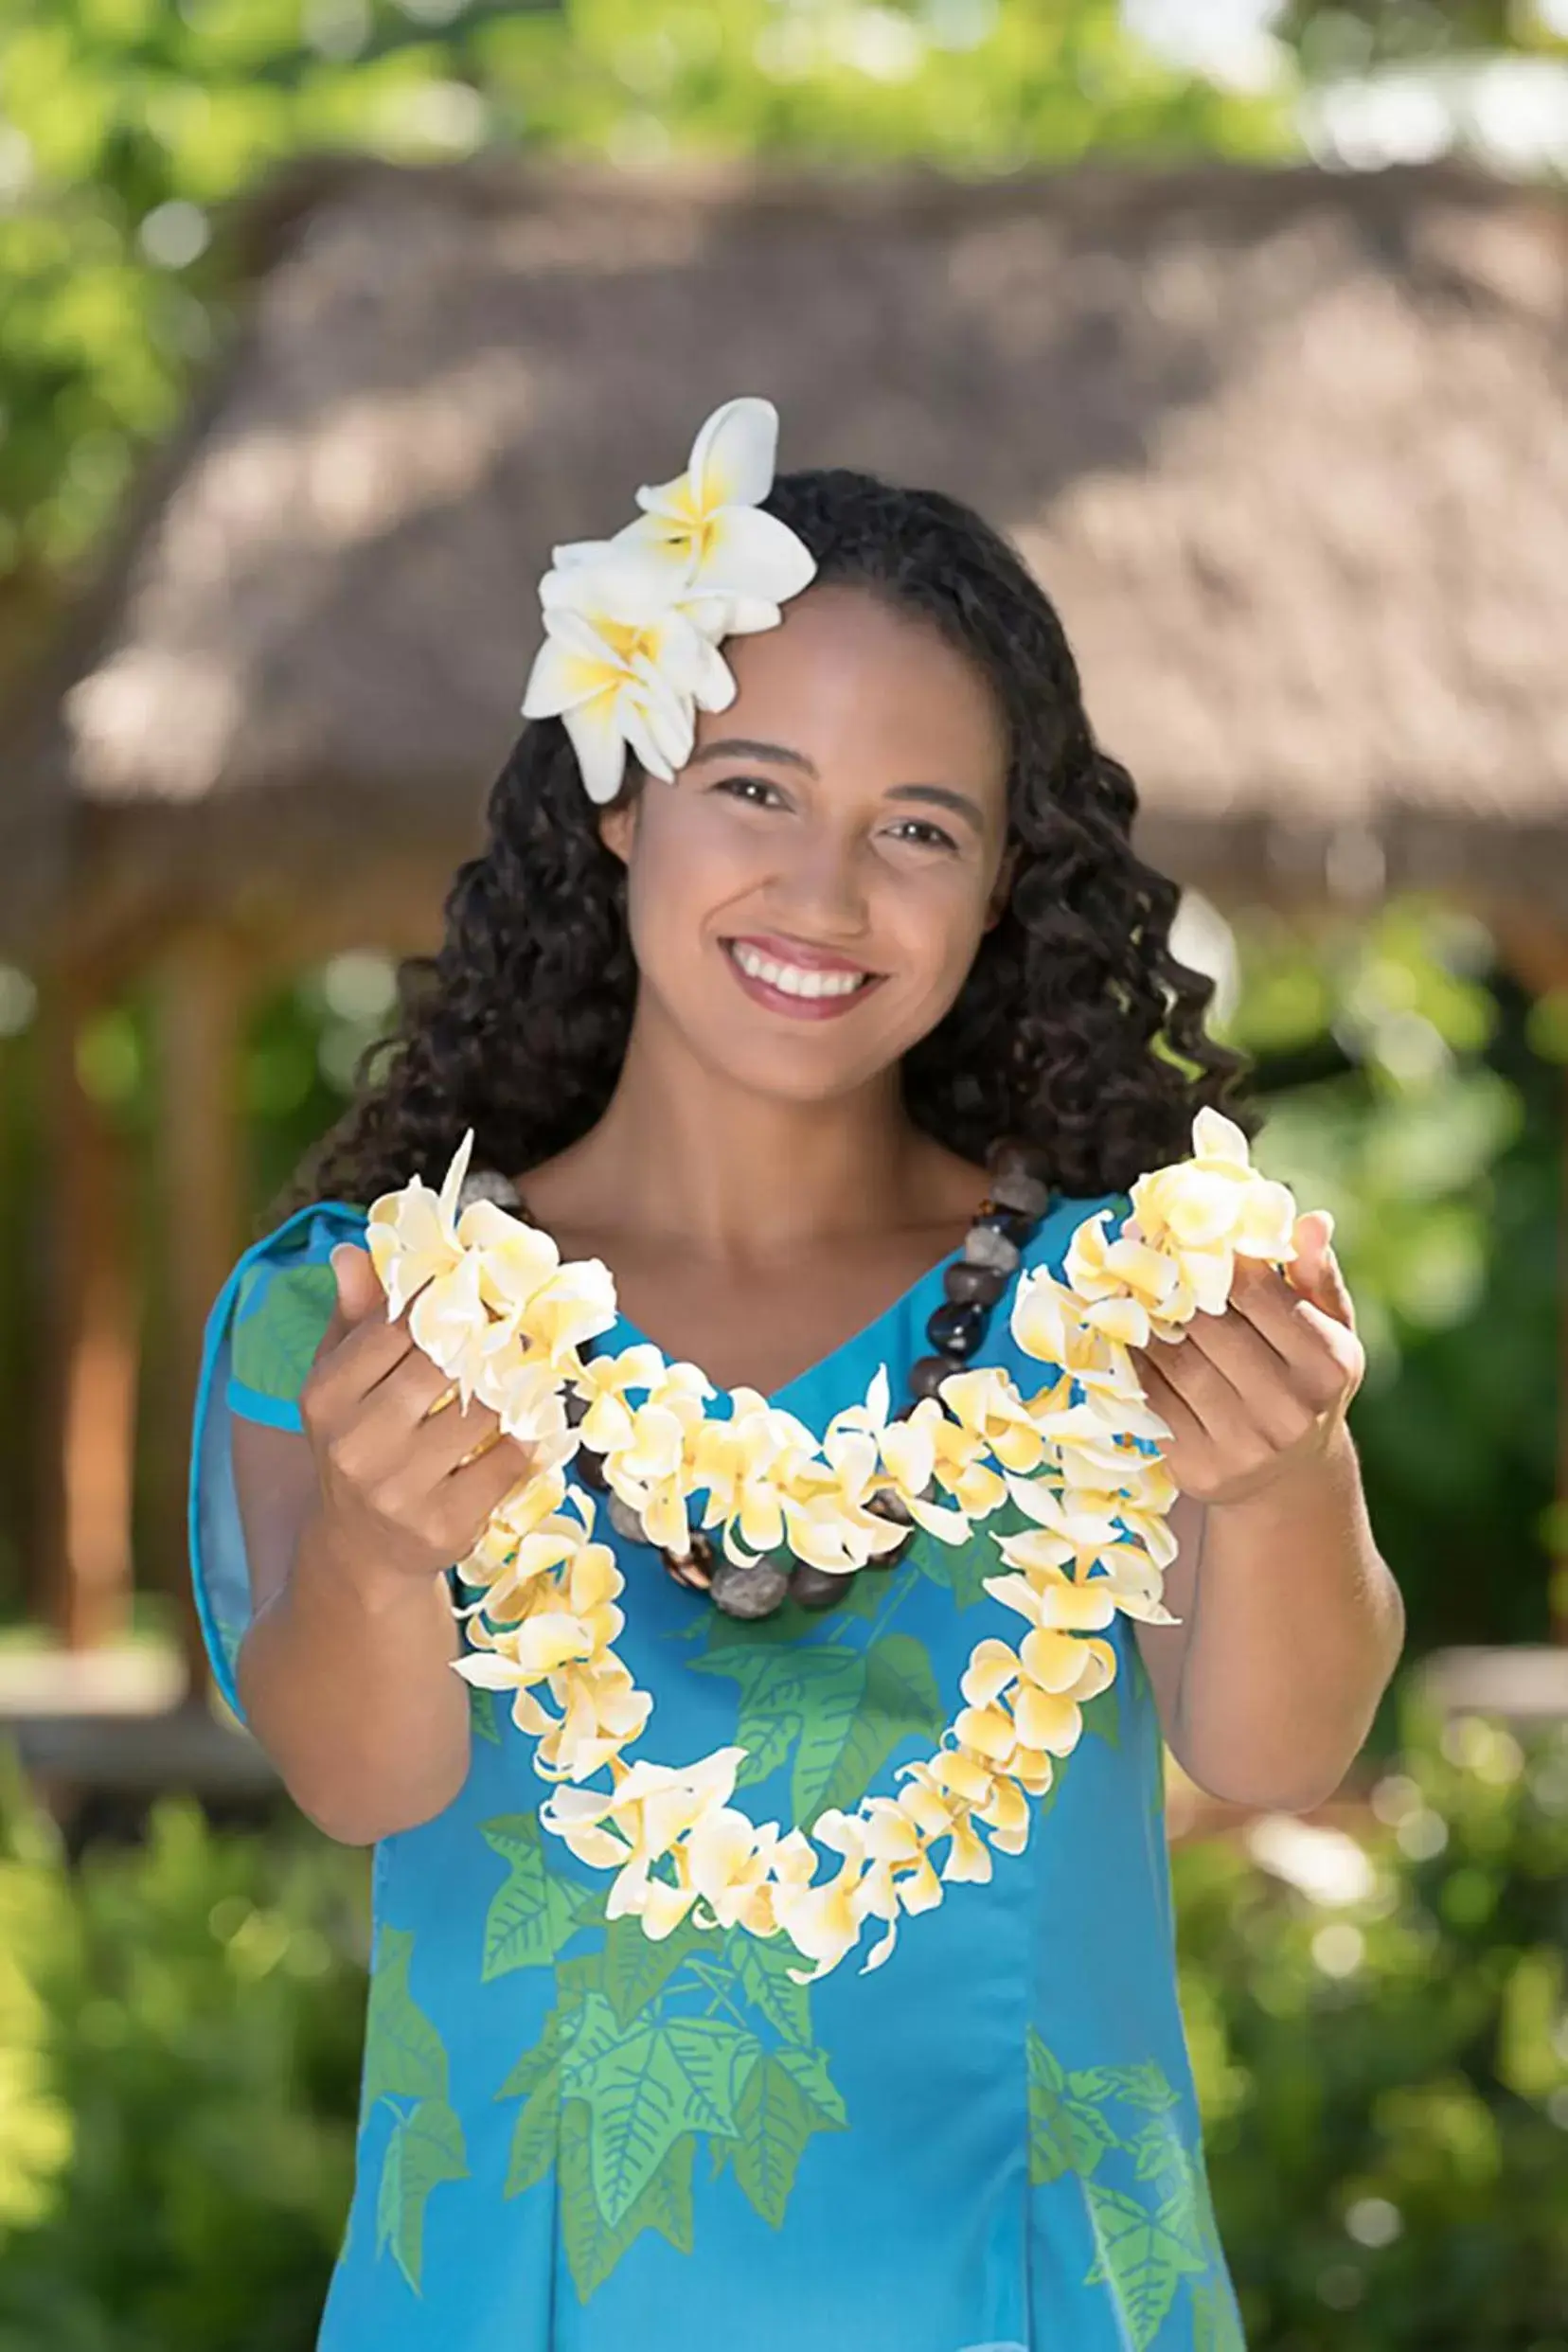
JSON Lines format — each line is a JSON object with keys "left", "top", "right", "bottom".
{"left": 824, "top": 1367, "right": 962, "bottom": 1544}
{"left": 838, "top": 1369, "right": 993, "bottom": 1538}
{"left": 365, "top": 1126, "right": 473, "bottom": 1318}
{"left": 684, "top": 1807, "right": 787, "bottom": 1934}
{"left": 460, "top": 1204, "right": 617, "bottom": 1379}
{"left": 454, "top": 1464, "right": 573, "bottom": 1605}
{"left": 989, "top": 1506, "right": 1176, "bottom": 1629}
{"left": 454, "top": 1502, "right": 625, "bottom": 1667}
{"left": 898, "top": 1753, "right": 1005, "bottom": 1880}
{"left": 603, "top": 1396, "right": 693, "bottom": 1496}
{"left": 953, "top": 1603, "right": 1116, "bottom": 1766}
{"left": 517, "top": 1263, "right": 620, "bottom": 1371}
{"left": 525, "top": 401, "right": 816, "bottom": 806}
{"left": 570, "top": 1345, "right": 667, "bottom": 1455}
{"left": 1026, "top": 1385, "right": 1167, "bottom": 1476}
{"left": 1127, "top": 1108, "right": 1297, "bottom": 1313}
{"left": 693, "top": 1392, "right": 821, "bottom": 1562}
{"left": 371, "top": 1134, "right": 536, "bottom": 1401}
{"left": 997, "top": 1471, "right": 1140, "bottom": 1576}
{"left": 543, "top": 1748, "right": 745, "bottom": 1936}
{"left": 850, "top": 1795, "right": 948, "bottom": 1969}
{"left": 519, "top": 1653, "right": 653, "bottom": 1783}
{"left": 769, "top": 1813, "right": 882, "bottom": 1981}
{"left": 523, "top": 557, "right": 728, "bottom": 804}
{"left": 921, "top": 1402, "right": 1007, "bottom": 1527}
{"left": 453, "top": 1548, "right": 617, "bottom": 1688}
{"left": 406, "top": 1243, "right": 491, "bottom": 1402}
{"left": 613, "top": 396, "right": 817, "bottom": 626}
{"left": 1013, "top": 1261, "right": 1158, "bottom": 1399}
{"left": 1059, "top": 1217, "right": 1200, "bottom": 1350}
{"left": 938, "top": 1365, "right": 1049, "bottom": 1476}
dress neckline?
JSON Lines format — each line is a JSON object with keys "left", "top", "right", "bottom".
{"left": 326, "top": 1172, "right": 1058, "bottom": 1412}
{"left": 603, "top": 1241, "right": 964, "bottom": 1414}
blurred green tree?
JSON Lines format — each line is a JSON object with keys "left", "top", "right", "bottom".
{"left": 3, "top": 0, "right": 1563, "bottom": 649}
{"left": 0, "top": 0, "right": 1285, "bottom": 663}
{"left": 1218, "top": 899, "right": 1562, "bottom": 1666}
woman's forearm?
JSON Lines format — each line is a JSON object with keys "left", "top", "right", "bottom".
{"left": 237, "top": 1510, "right": 472, "bottom": 1845}
{"left": 1169, "top": 1419, "right": 1405, "bottom": 1811}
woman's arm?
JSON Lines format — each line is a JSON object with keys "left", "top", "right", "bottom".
{"left": 233, "top": 1419, "right": 472, "bottom": 1845}
{"left": 231, "top": 1242, "right": 532, "bottom": 1845}
{"left": 1130, "top": 1212, "right": 1405, "bottom": 1812}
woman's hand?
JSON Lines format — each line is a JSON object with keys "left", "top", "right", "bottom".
{"left": 1129, "top": 1210, "right": 1364, "bottom": 1509}
{"left": 299, "top": 1242, "right": 534, "bottom": 1588}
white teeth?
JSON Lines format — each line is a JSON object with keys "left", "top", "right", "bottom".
{"left": 731, "top": 943, "right": 868, "bottom": 999}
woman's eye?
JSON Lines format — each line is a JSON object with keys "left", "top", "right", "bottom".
{"left": 887, "top": 819, "right": 959, "bottom": 852}
{"left": 715, "top": 775, "right": 786, "bottom": 809}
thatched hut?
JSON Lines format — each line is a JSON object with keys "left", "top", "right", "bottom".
{"left": 7, "top": 152, "right": 1567, "bottom": 1681}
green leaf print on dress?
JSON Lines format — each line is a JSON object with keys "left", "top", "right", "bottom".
{"left": 689, "top": 1629, "right": 944, "bottom": 1827}
{"left": 480, "top": 1813, "right": 600, "bottom": 1977}
{"left": 483, "top": 1826, "right": 850, "bottom": 2303}
{"left": 1027, "top": 2030, "right": 1240, "bottom": 2352}
{"left": 475, "top": 1576, "right": 909, "bottom": 2306}
{"left": 230, "top": 1257, "right": 338, "bottom": 1403}
{"left": 365, "top": 1927, "right": 469, "bottom": 2294}
{"left": 473, "top": 1514, "right": 1149, "bottom": 2307}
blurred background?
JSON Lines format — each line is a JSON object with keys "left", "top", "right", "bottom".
{"left": 2, "top": 1, "right": 1567, "bottom": 2344}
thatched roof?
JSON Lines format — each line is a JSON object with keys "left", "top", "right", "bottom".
{"left": 9, "top": 151, "right": 1568, "bottom": 967}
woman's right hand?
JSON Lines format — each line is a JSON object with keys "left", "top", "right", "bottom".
{"left": 298, "top": 1242, "right": 535, "bottom": 1587}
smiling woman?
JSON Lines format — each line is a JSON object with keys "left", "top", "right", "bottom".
{"left": 182, "top": 401, "right": 1387, "bottom": 2352}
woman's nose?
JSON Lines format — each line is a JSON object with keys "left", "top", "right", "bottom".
{"left": 765, "top": 828, "right": 871, "bottom": 939}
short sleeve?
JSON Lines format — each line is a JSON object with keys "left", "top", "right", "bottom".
{"left": 229, "top": 1253, "right": 342, "bottom": 1432}
{"left": 187, "top": 1200, "right": 368, "bottom": 1719}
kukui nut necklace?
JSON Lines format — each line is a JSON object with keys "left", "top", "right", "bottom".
{"left": 461, "top": 1137, "right": 1053, "bottom": 1623}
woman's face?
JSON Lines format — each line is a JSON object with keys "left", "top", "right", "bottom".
{"left": 599, "top": 582, "right": 1011, "bottom": 1108}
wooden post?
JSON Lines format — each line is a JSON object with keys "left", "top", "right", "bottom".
{"left": 154, "top": 928, "right": 245, "bottom": 1702}
{"left": 35, "top": 958, "right": 139, "bottom": 1649}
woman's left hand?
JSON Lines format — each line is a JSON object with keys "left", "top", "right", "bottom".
{"left": 1129, "top": 1209, "right": 1366, "bottom": 1508}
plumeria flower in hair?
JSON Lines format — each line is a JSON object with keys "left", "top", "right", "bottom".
{"left": 610, "top": 396, "right": 818, "bottom": 632}
{"left": 522, "top": 554, "right": 730, "bottom": 807}
{"left": 521, "top": 397, "right": 816, "bottom": 804}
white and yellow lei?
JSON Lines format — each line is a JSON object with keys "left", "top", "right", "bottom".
{"left": 363, "top": 1109, "right": 1299, "bottom": 1985}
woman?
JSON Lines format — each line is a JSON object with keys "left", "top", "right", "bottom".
{"left": 189, "top": 401, "right": 1402, "bottom": 2350}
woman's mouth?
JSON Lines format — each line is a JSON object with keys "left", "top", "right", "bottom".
{"left": 722, "top": 937, "right": 882, "bottom": 1022}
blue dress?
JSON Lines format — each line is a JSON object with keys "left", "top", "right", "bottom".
{"left": 189, "top": 1186, "right": 1245, "bottom": 2352}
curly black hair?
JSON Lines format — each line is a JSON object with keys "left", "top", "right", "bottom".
{"left": 280, "top": 466, "right": 1255, "bottom": 1222}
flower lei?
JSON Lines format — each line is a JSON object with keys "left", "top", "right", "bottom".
{"left": 365, "top": 1110, "right": 1299, "bottom": 1983}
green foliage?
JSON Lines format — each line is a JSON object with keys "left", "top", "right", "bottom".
{"left": 1281, "top": 2, "right": 1555, "bottom": 76}
{"left": 3, "top": 1692, "right": 1568, "bottom": 2343}
{"left": 0, "top": 0, "right": 1291, "bottom": 608}
{"left": 1219, "top": 898, "right": 1559, "bottom": 1657}
{"left": 1175, "top": 1692, "right": 1568, "bottom": 2348}
{"left": 2, "top": 0, "right": 1560, "bottom": 615}
{"left": 0, "top": 1747, "right": 369, "bottom": 2351}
